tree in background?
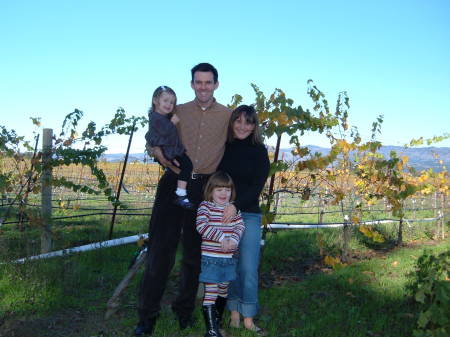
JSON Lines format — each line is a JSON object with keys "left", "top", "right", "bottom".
{"left": 0, "top": 109, "right": 146, "bottom": 250}
{"left": 233, "top": 81, "right": 339, "bottom": 241}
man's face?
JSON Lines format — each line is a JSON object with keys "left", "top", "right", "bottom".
{"left": 191, "top": 71, "right": 218, "bottom": 105}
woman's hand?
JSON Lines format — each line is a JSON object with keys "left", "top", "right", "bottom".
{"left": 222, "top": 203, "right": 237, "bottom": 224}
{"left": 221, "top": 237, "right": 238, "bottom": 252}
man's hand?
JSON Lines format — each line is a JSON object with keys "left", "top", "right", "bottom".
{"left": 151, "top": 146, "right": 180, "bottom": 174}
{"left": 222, "top": 204, "right": 237, "bottom": 223}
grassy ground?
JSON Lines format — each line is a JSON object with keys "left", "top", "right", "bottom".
{"left": 0, "top": 217, "right": 449, "bottom": 337}
{"left": 258, "top": 236, "right": 449, "bottom": 337}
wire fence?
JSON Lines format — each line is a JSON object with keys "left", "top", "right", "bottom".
{"left": 1, "top": 154, "right": 448, "bottom": 245}
{"left": 1, "top": 161, "right": 448, "bottom": 265}
{"left": 1, "top": 183, "right": 448, "bottom": 226}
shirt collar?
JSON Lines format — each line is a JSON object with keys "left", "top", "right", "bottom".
{"left": 194, "top": 97, "right": 217, "bottom": 111}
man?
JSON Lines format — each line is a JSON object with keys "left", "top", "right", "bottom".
{"left": 135, "top": 63, "right": 231, "bottom": 336}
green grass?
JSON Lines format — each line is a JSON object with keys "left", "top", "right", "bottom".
{"left": 0, "top": 210, "right": 448, "bottom": 336}
{"left": 257, "top": 239, "right": 450, "bottom": 337}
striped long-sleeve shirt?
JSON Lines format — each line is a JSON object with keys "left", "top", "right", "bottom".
{"left": 196, "top": 201, "right": 245, "bottom": 258}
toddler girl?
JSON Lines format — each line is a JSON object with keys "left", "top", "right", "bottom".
{"left": 196, "top": 171, "right": 245, "bottom": 337}
{"left": 145, "top": 85, "right": 194, "bottom": 210}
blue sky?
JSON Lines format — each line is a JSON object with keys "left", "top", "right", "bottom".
{"left": 1, "top": 0, "right": 449, "bottom": 153}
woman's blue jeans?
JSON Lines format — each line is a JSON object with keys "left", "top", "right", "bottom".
{"left": 226, "top": 212, "right": 262, "bottom": 318}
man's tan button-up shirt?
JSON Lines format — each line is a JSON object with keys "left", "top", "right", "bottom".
{"left": 176, "top": 99, "right": 231, "bottom": 174}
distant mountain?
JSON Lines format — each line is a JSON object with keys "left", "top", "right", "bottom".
{"left": 101, "top": 153, "right": 150, "bottom": 163}
{"left": 103, "top": 145, "right": 450, "bottom": 172}
{"left": 276, "top": 145, "right": 450, "bottom": 171}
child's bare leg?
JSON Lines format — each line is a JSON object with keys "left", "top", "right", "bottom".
{"left": 177, "top": 180, "right": 187, "bottom": 190}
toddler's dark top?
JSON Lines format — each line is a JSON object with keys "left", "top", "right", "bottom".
{"left": 145, "top": 111, "right": 185, "bottom": 160}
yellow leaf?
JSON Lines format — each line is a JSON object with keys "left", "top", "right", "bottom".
{"left": 391, "top": 261, "right": 399, "bottom": 267}
{"left": 324, "top": 255, "right": 342, "bottom": 268}
{"left": 351, "top": 215, "right": 360, "bottom": 224}
{"left": 359, "top": 226, "right": 371, "bottom": 236}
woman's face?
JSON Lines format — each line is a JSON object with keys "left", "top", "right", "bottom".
{"left": 232, "top": 114, "right": 255, "bottom": 140}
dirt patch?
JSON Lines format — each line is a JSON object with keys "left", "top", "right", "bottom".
{"left": 0, "top": 283, "right": 179, "bottom": 337}
{"left": 259, "top": 237, "right": 447, "bottom": 288}
{"left": 260, "top": 256, "right": 325, "bottom": 288}
{"left": 0, "top": 310, "right": 119, "bottom": 337}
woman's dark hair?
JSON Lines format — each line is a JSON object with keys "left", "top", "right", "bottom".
{"left": 203, "top": 171, "right": 236, "bottom": 202}
{"left": 227, "top": 105, "right": 263, "bottom": 144}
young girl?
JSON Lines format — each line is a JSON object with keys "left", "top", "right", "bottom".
{"left": 145, "top": 85, "right": 194, "bottom": 210}
{"left": 196, "top": 171, "right": 245, "bottom": 337}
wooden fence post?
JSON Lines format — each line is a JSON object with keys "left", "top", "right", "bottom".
{"left": 433, "top": 192, "right": 439, "bottom": 240}
{"left": 41, "top": 128, "right": 53, "bottom": 253}
{"left": 397, "top": 214, "right": 404, "bottom": 246}
{"left": 318, "top": 193, "right": 324, "bottom": 225}
{"left": 342, "top": 214, "right": 351, "bottom": 263}
{"left": 441, "top": 194, "right": 446, "bottom": 240}
{"left": 108, "top": 121, "right": 136, "bottom": 239}
{"left": 384, "top": 197, "right": 388, "bottom": 218}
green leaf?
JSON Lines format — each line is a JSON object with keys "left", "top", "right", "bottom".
{"left": 417, "top": 310, "right": 432, "bottom": 328}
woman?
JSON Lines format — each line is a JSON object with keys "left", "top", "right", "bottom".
{"left": 217, "top": 104, "right": 270, "bottom": 335}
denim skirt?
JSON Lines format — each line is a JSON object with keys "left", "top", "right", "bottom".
{"left": 199, "top": 255, "right": 237, "bottom": 283}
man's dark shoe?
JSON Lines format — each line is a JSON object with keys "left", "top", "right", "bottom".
{"left": 173, "top": 195, "right": 195, "bottom": 210}
{"left": 178, "top": 315, "right": 196, "bottom": 330}
{"left": 134, "top": 317, "right": 156, "bottom": 336}
{"left": 172, "top": 307, "right": 196, "bottom": 330}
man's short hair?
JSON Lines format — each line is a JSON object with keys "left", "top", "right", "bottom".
{"left": 191, "top": 63, "right": 218, "bottom": 83}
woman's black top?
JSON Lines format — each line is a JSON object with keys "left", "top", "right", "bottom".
{"left": 218, "top": 136, "right": 270, "bottom": 213}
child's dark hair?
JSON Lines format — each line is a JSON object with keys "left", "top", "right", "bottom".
{"left": 151, "top": 85, "right": 177, "bottom": 112}
{"left": 203, "top": 171, "right": 236, "bottom": 202}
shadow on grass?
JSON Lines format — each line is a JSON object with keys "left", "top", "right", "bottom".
{"left": 257, "top": 267, "right": 419, "bottom": 337}
{"left": 1, "top": 229, "right": 448, "bottom": 337}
